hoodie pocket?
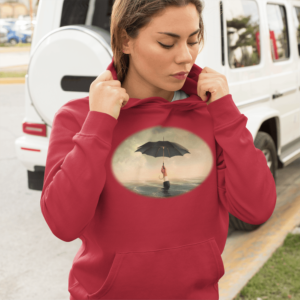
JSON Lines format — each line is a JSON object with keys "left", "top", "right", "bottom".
{"left": 88, "top": 237, "right": 225, "bottom": 300}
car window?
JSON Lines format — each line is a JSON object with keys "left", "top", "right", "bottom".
{"left": 60, "top": 0, "right": 90, "bottom": 27}
{"left": 266, "top": 3, "right": 289, "bottom": 61}
{"left": 225, "top": 0, "right": 260, "bottom": 69}
{"left": 292, "top": 6, "right": 300, "bottom": 56}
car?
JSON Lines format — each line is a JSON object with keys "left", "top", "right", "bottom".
{"left": 0, "top": 18, "right": 15, "bottom": 29}
{"left": 13, "top": 18, "right": 35, "bottom": 34}
{"left": 15, "top": 0, "right": 300, "bottom": 232}
{"left": 0, "top": 26, "right": 8, "bottom": 44}
{"left": 3, "top": 24, "right": 32, "bottom": 44}
{"left": 0, "top": 18, "right": 15, "bottom": 43}
{"left": 14, "top": 15, "right": 36, "bottom": 30}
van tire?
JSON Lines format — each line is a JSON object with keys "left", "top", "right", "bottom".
{"left": 228, "top": 131, "right": 277, "bottom": 231}
{"left": 27, "top": 166, "right": 45, "bottom": 191}
{"left": 254, "top": 131, "right": 277, "bottom": 184}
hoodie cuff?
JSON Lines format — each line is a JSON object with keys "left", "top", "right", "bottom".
{"left": 206, "top": 94, "right": 242, "bottom": 129}
{"left": 79, "top": 110, "right": 118, "bottom": 145}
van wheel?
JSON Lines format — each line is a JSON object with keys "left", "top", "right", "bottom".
{"left": 228, "top": 131, "right": 277, "bottom": 231}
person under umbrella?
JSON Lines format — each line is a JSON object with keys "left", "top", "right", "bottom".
{"left": 161, "top": 165, "right": 170, "bottom": 190}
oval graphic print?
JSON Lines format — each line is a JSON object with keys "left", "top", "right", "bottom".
{"left": 111, "top": 126, "right": 213, "bottom": 198}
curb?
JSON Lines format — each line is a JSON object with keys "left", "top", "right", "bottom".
{"left": 291, "top": 225, "right": 300, "bottom": 234}
{"left": 0, "top": 78, "right": 25, "bottom": 84}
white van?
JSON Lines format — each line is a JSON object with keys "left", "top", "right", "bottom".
{"left": 15, "top": 0, "right": 300, "bottom": 231}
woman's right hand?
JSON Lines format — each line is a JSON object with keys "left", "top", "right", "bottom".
{"left": 89, "top": 70, "right": 129, "bottom": 120}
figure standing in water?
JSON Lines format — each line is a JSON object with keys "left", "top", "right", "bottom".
{"left": 161, "top": 166, "right": 170, "bottom": 190}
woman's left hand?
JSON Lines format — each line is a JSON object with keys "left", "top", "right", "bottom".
{"left": 197, "top": 67, "right": 230, "bottom": 105}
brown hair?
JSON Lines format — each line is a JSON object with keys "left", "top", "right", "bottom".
{"left": 110, "top": 0, "right": 205, "bottom": 83}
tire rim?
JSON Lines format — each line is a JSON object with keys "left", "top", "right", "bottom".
{"left": 262, "top": 149, "right": 272, "bottom": 169}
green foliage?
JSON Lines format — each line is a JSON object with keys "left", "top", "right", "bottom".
{"left": 0, "top": 43, "right": 31, "bottom": 48}
{"left": 0, "top": 71, "right": 26, "bottom": 78}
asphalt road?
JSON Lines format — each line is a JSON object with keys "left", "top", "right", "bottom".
{"left": 1, "top": 83, "right": 299, "bottom": 300}
{"left": 0, "top": 84, "right": 81, "bottom": 300}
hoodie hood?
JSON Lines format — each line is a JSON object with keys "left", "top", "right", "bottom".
{"left": 106, "top": 56, "right": 211, "bottom": 112}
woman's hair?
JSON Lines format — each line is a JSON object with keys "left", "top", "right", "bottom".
{"left": 110, "top": 0, "right": 205, "bottom": 83}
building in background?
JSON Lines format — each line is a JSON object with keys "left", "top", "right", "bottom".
{"left": 0, "top": 0, "right": 39, "bottom": 19}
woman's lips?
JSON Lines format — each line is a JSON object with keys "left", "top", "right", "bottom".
{"left": 171, "top": 74, "right": 188, "bottom": 80}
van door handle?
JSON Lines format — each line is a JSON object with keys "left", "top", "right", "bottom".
{"left": 272, "top": 92, "right": 283, "bottom": 99}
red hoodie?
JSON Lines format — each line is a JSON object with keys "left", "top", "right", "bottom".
{"left": 40, "top": 57, "right": 277, "bottom": 300}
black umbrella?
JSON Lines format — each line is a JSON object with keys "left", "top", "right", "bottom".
{"left": 135, "top": 137, "right": 190, "bottom": 169}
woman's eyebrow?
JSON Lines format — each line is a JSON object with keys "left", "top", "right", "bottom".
{"left": 156, "top": 28, "right": 200, "bottom": 38}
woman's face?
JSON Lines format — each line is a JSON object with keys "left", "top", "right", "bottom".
{"left": 122, "top": 3, "right": 201, "bottom": 96}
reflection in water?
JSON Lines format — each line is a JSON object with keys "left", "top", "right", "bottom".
{"left": 293, "top": 6, "right": 300, "bottom": 56}
{"left": 123, "top": 177, "right": 206, "bottom": 198}
{"left": 226, "top": 0, "right": 260, "bottom": 68}
{"left": 267, "top": 3, "right": 289, "bottom": 61}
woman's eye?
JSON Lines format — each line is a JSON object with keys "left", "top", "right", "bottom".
{"left": 158, "top": 41, "right": 199, "bottom": 49}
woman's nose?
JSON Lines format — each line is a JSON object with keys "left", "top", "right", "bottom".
{"left": 175, "top": 43, "right": 193, "bottom": 63}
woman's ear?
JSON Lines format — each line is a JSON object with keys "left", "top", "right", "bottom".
{"left": 121, "top": 29, "right": 131, "bottom": 54}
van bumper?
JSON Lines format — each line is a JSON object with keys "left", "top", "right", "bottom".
{"left": 15, "top": 135, "right": 48, "bottom": 191}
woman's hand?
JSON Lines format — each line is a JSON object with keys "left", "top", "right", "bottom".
{"left": 197, "top": 67, "right": 230, "bottom": 105}
{"left": 89, "top": 70, "right": 129, "bottom": 120}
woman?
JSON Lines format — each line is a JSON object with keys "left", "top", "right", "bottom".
{"left": 40, "top": 0, "right": 277, "bottom": 299}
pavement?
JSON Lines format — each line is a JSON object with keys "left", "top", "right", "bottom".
{"left": 0, "top": 84, "right": 80, "bottom": 300}
{"left": 0, "top": 46, "right": 30, "bottom": 84}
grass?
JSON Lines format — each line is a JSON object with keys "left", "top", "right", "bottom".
{"left": 0, "top": 42, "right": 31, "bottom": 47}
{"left": 233, "top": 232, "right": 300, "bottom": 300}
{"left": 0, "top": 71, "right": 27, "bottom": 78}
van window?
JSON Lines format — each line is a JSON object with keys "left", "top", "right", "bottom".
{"left": 266, "top": 4, "right": 289, "bottom": 61}
{"left": 91, "top": 0, "right": 115, "bottom": 33}
{"left": 60, "top": 0, "right": 115, "bottom": 33}
{"left": 292, "top": 6, "right": 300, "bottom": 56}
{"left": 60, "top": 0, "right": 90, "bottom": 27}
{"left": 220, "top": 1, "right": 225, "bottom": 66}
{"left": 225, "top": 0, "right": 261, "bottom": 69}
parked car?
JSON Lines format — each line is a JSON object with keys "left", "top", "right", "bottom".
{"left": 3, "top": 24, "right": 32, "bottom": 44}
{"left": 0, "top": 26, "right": 8, "bottom": 43}
{"left": 15, "top": 0, "right": 300, "bottom": 231}
{"left": 14, "top": 15, "right": 36, "bottom": 30}
{"left": 13, "top": 18, "right": 35, "bottom": 34}
{"left": 0, "top": 18, "right": 15, "bottom": 29}
{"left": 0, "top": 18, "right": 15, "bottom": 43}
